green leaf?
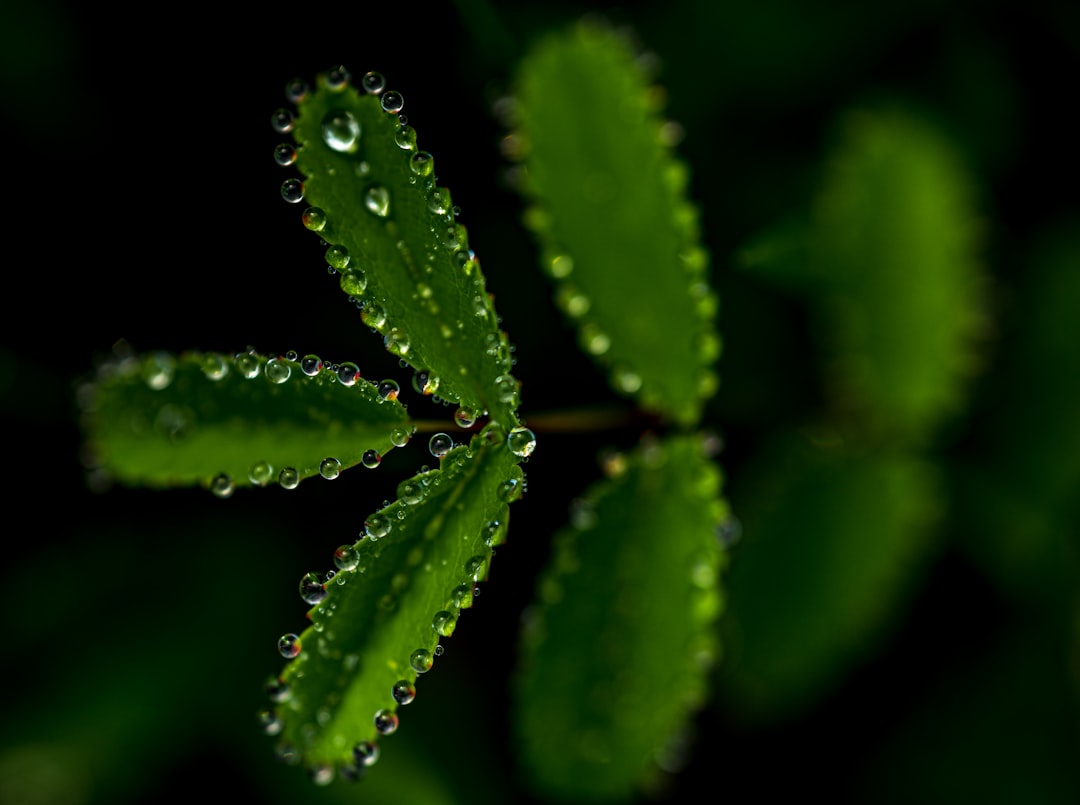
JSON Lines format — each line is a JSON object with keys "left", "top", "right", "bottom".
{"left": 739, "top": 106, "right": 989, "bottom": 441}
{"left": 268, "top": 429, "right": 524, "bottom": 778}
{"left": 81, "top": 347, "right": 411, "bottom": 492}
{"left": 281, "top": 70, "right": 523, "bottom": 430}
{"left": 720, "top": 433, "right": 939, "bottom": 722}
{"left": 514, "top": 434, "right": 726, "bottom": 801}
{"left": 509, "top": 20, "right": 719, "bottom": 427}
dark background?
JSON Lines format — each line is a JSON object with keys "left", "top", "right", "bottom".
{"left": 1, "top": 1, "right": 1078, "bottom": 803}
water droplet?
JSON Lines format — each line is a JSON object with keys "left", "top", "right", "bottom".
{"left": 432, "top": 610, "right": 456, "bottom": 636}
{"left": 493, "top": 374, "right": 520, "bottom": 405}
{"left": 498, "top": 476, "right": 523, "bottom": 503}
{"left": 279, "top": 467, "right": 299, "bottom": 489}
{"left": 384, "top": 328, "right": 410, "bottom": 356}
{"left": 364, "top": 513, "right": 392, "bottom": 540}
{"left": 322, "top": 110, "right": 361, "bottom": 153}
{"left": 353, "top": 741, "right": 380, "bottom": 768}
{"left": 580, "top": 322, "right": 611, "bottom": 355}
{"left": 236, "top": 351, "right": 261, "bottom": 379}
{"left": 357, "top": 70, "right": 385, "bottom": 94}
{"left": 281, "top": 178, "right": 304, "bottom": 203}
{"left": 273, "top": 143, "right": 297, "bottom": 166}
{"left": 392, "top": 679, "right": 415, "bottom": 705}
{"left": 395, "top": 125, "right": 417, "bottom": 150}
{"left": 549, "top": 253, "right": 574, "bottom": 278}
{"left": 374, "top": 709, "right": 399, "bottom": 735}
{"left": 453, "top": 406, "right": 477, "bottom": 428}
{"left": 285, "top": 350, "right": 298, "bottom": 362}
{"left": 409, "top": 648, "right": 433, "bottom": 673}
{"left": 336, "top": 362, "right": 361, "bottom": 386}
{"left": 612, "top": 364, "right": 643, "bottom": 394}
{"left": 271, "top": 108, "right": 295, "bottom": 133}
{"left": 450, "top": 583, "right": 473, "bottom": 608}
{"left": 507, "top": 427, "right": 537, "bottom": 457}
{"left": 717, "top": 515, "right": 742, "bottom": 548}
{"left": 434, "top": 644, "right": 445, "bottom": 657}
{"left": 325, "top": 244, "right": 350, "bottom": 270}
{"left": 249, "top": 461, "right": 273, "bottom": 487}
{"left": 428, "top": 187, "right": 451, "bottom": 215}
{"left": 380, "top": 91, "right": 404, "bottom": 113}
{"left": 429, "top": 433, "right": 453, "bottom": 458}
{"left": 309, "top": 765, "right": 335, "bottom": 786}
{"left": 257, "top": 709, "right": 282, "bottom": 735}
{"left": 142, "top": 352, "right": 176, "bottom": 390}
{"left": 409, "top": 151, "right": 434, "bottom": 176}
{"left": 210, "top": 473, "right": 234, "bottom": 498}
{"left": 377, "top": 379, "right": 400, "bottom": 401}
{"left": 284, "top": 78, "right": 309, "bottom": 103}
{"left": 300, "top": 354, "right": 322, "bottom": 376}
{"left": 201, "top": 352, "right": 229, "bottom": 380}
{"left": 266, "top": 357, "right": 291, "bottom": 384}
{"left": 302, "top": 207, "right": 327, "bottom": 231}
{"left": 333, "top": 544, "right": 359, "bottom": 571}
{"left": 556, "top": 284, "right": 590, "bottom": 318}
{"left": 391, "top": 426, "right": 412, "bottom": 447}
{"left": 339, "top": 268, "right": 367, "bottom": 296}
{"left": 365, "top": 185, "right": 390, "bottom": 217}
{"left": 397, "top": 479, "right": 424, "bottom": 505}
{"left": 326, "top": 65, "right": 351, "bottom": 90}
{"left": 265, "top": 676, "right": 291, "bottom": 703}
{"left": 361, "top": 303, "right": 387, "bottom": 330}
{"left": 411, "top": 370, "right": 439, "bottom": 396}
{"left": 278, "top": 633, "right": 302, "bottom": 658}
{"left": 362, "top": 449, "right": 382, "bottom": 469}
{"left": 464, "top": 555, "right": 488, "bottom": 581}
{"left": 320, "top": 457, "right": 341, "bottom": 479}
{"left": 299, "top": 571, "right": 327, "bottom": 605}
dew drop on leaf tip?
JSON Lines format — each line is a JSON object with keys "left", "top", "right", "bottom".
{"left": 507, "top": 426, "right": 536, "bottom": 457}
{"left": 280, "top": 178, "right": 304, "bottom": 204}
{"left": 334, "top": 544, "right": 360, "bottom": 571}
{"left": 362, "top": 71, "right": 386, "bottom": 94}
{"left": 278, "top": 633, "right": 302, "bottom": 658}
{"left": 354, "top": 740, "right": 380, "bottom": 768}
{"left": 381, "top": 91, "right": 404, "bottom": 114}
{"left": 278, "top": 467, "right": 299, "bottom": 489}
{"left": 374, "top": 709, "right": 399, "bottom": 735}
{"left": 392, "top": 679, "right": 415, "bottom": 705}
{"left": 210, "top": 473, "right": 234, "bottom": 498}
{"left": 409, "top": 648, "right": 434, "bottom": 673}
{"left": 326, "top": 65, "right": 350, "bottom": 90}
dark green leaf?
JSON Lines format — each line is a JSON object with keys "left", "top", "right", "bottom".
{"left": 510, "top": 20, "right": 719, "bottom": 427}
{"left": 514, "top": 434, "right": 726, "bottom": 801}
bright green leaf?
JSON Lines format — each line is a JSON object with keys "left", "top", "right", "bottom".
{"left": 510, "top": 20, "right": 719, "bottom": 427}
{"left": 81, "top": 347, "right": 411, "bottom": 492}
{"left": 268, "top": 429, "right": 524, "bottom": 778}
{"left": 284, "top": 70, "right": 523, "bottom": 430}
{"left": 514, "top": 434, "right": 727, "bottom": 801}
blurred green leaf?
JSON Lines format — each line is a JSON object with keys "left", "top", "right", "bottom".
{"left": 515, "top": 434, "right": 727, "bottom": 801}
{"left": 720, "top": 433, "right": 940, "bottom": 721}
